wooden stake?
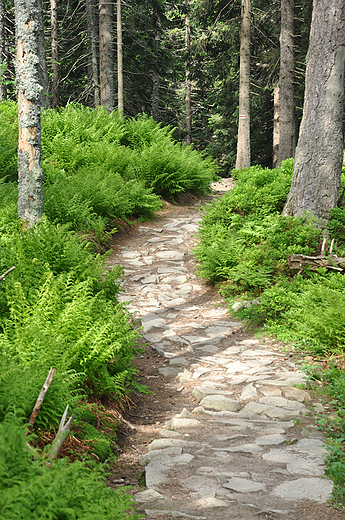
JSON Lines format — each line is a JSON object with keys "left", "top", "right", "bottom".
{"left": 26, "top": 367, "right": 55, "bottom": 436}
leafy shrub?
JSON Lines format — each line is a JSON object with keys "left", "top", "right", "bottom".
{"left": 2, "top": 271, "right": 140, "bottom": 398}
{"left": 0, "top": 423, "right": 139, "bottom": 520}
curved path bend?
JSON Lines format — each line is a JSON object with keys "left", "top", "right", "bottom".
{"left": 108, "top": 180, "right": 339, "bottom": 520}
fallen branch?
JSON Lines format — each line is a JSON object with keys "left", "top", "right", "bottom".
{"left": 0, "top": 266, "right": 15, "bottom": 285}
{"left": 26, "top": 367, "right": 56, "bottom": 436}
{"left": 287, "top": 253, "right": 345, "bottom": 272}
{"left": 46, "top": 405, "right": 74, "bottom": 460}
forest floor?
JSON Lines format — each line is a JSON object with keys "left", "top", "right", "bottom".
{"left": 105, "top": 180, "right": 345, "bottom": 520}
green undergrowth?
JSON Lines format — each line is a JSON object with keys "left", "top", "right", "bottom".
{"left": 196, "top": 160, "right": 345, "bottom": 504}
{"left": 0, "top": 101, "right": 217, "bottom": 240}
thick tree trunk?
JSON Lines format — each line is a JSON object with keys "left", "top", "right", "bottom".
{"left": 15, "top": 0, "right": 43, "bottom": 227}
{"left": 37, "top": 0, "right": 50, "bottom": 109}
{"left": 185, "top": 13, "right": 191, "bottom": 145}
{"left": 283, "top": 0, "right": 345, "bottom": 219}
{"left": 50, "top": 0, "right": 59, "bottom": 108}
{"left": 0, "top": 0, "right": 6, "bottom": 101}
{"left": 117, "top": 0, "right": 123, "bottom": 114}
{"left": 86, "top": 0, "right": 100, "bottom": 107}
{"left": 99, "top": 0, "right": 115, "bottom": 113}
{"left": 273, "top": 87, "right": 280, "bottom": 168}
{"left": 277, "top": 0, "right": 295, "bottom": 166}
{"left": 235, "top": 0, "right": 251, "bottom": 170}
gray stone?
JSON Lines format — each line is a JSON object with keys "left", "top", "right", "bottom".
{"left": 156, "top": 251, "right": 185, "bottom": 261}
{"left": 225, "top": 443, "right": 263, "bottom": 455}
{"left": 204, "top": 326, "right": 234, "bottom": 338}
{"left": 294, "top": 438, "right": 328, "bottom": 456}
{"left": 122, "top": 251, "right": 141, "bottom": 258}
{"left": 160, "top": 275, "right": 187, "bottom": 284}
{"left": 259, "top": 396, "right": 307, "bottom": 413}
{"left": 196, "top": 496, "right": 229, "bottom": 508}
{"left": 159, "top": 429, "right": 184, "bottom": 439}
{"left": 139, "top": 446, "right": 183, "bottom": 465}
{"left": 192, "top": 387, "right": 233, "bottom": 400}
{"left": 135, "top": 488, "right": 164, "bottom": 503}
{"left": 200, "top": 395, "right": 239, "bottom": 412}
{"left": 148, "top": 438, "right": 194, "bottom": 451}
{"left": 313, "top": 403, "right": 325, "bottom": 413}
{"left": 225, "top": 361, "right": 252, "bottom": 374}
{"left": 178, "top": 369, "right": 192, "bottom": 382}
{"left": 142, "top": 318, "right": 166, "bottom": 332}
{"left": 255, "top": 434, "right": 285, "bottom": 446}
{"left": 158, "top": 366, "right": 180, "bottom": 377}
{"left": 169, "top": 357, "right": 190, "bottom": 366}
{"left": 157, "top": 267, "right": 187, "bottom": 274}
{"left": 144, "top": 333, "right": 163, "bottom": 343}
{"left": 238, "top": 339, "right": 259, "bottom": 346}
{"left": 222, "top": 346, "right": 242, "bottom": 355}
{"left": 193, "top": 367, "right": 211, "bottom": 379}
{"left": 240, "top": 383, "right": 257, "bottom": 400}
{"left": 272, "top": 477, "right": 333, "bottom": 503}
{"left": 286, "top": 460, "right": 325, "bottom": 476}
{"left": 282, "top": 387, "right": 311, "bottom": 403}
{"left": 182, "top": 224, "right": 198, "bottom": 232}
{"left": 258, "top": 385, "right": 282, "bottom": 397}
{"left": 223, "top": 477, "right": 266, "bottom": 493}
{"left": 182, "top": 476, "right": 221, "bottom": 495}
{"left": 141, "top": 275, "right": 158, "bottom": 284}
{"left": 145, "top": 460, "right": 170, "bottom": 487}
{"left": 167, "top": 417, "right": 200, "bottom": 429}
{"left": 182, "top": 336, "right": 211, "bottom": 344}
{"left": 240, "top": 349, "right": 276, "bottom": 357}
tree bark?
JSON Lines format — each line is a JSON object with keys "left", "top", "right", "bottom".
{"left": 185, "top": 12, "right": 191, "bottom": 146}
{"left": 273, "top": 86, "right": 279, "bottom": 168}
{"left": 15, "top": 0, "right": 43, "bottom": 228}
{"left": 0, "top": 0, "right": 6, "bottom": 101}
{"left": 50, "top": 0, "right": 59, "bottom": 108}
{"left": 117, "top": 0, "right": 123, "bottom": 114}
{"left": 37, "top": 0, "right": 50, "bottom": 109}
{"left": 235, "top": 0, "right": 251, "bottom": 170}
{"left": 283, "top": 0, "right": 345, "bottom": 219}
{"left": 46, "top": 405, "right": 74, "bottom": 460}
{"left": 277, "top": 0, "right": 295, "bottom": 166}
{"left": 86, "top": 0, "right": 100, "bottom": 107}
{"left": 99, "top": 0, "right": 115, "bottom": 113}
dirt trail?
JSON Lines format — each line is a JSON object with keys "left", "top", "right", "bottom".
{"left": 106, "top": 180, "right": 343, "bottom": 520}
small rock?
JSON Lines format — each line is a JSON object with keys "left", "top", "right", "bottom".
{"left": 134, "top": 488, "right": 164, "bottom": 503}
{"left": 240, "top": 383, "right": 257, "bottom": 400}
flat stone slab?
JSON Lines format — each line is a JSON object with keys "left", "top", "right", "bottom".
{"left": 223, "top": 477, "right": 266, "bottom": 493}
{"left": 282, "top": 387, "right": 311, "bottom": 402}
{"left": 225, "top": 443, "right": 263, "bottom": 455}
{"left": 294, "top": 438, "right": 327, "bottom": 456}
{"left": 145, "top": 460, "right": 170, "bottom": 487}
{"left": 272, "top": 477, "right": 333, "bottom": 503}
{"left": 142, "top": 318, "right": 166, "bottom": 332}
{"left": 167, "top": 417, "right": 200, "bottom": 429}
{"left": 182, "top": 336, "right": 211, "bottom": 344}
{"left": 200, "top": 395, "right": 239, "bottom": 411}
{"left": 193, "top": 367, "right": 211, "bottom": 379}
{"left": 158, "top": 367, "right": 180, "bottom": 377}
{"left": 169, "top": 357, "right": 190, "bottom": 366}
{"left": 255, "top": 434, "right": 285, "bottom": 446}
{"left": 192, "top": 387, "right": 233, "bottom": 400}
{"left": 135, "top": 488, "right": 164, "bottom": 503}
{"left": 259, "top": 396, "right": 307, "bottom": 413}
{"left": 156, "top": 251, "right": 185, "bottom": 261}
{"left": 240, "top": 383, "right": 257, "bottom": 400}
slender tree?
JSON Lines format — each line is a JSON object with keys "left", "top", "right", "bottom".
{"left": 151, "top": 31, "right": 160, "bottom": 121}
{"left": 185, "top": 10, "right": 191, "bottom": 145}
{"left": 283, "top": 0, "right": 345, "bottom": 219}
{"left": 117, "top": 0, "right": 123, "bottom": 114}
{"left": 0, "top": 0, "right": 6, "bottom": 101}
{"left": 99, "top": 0, "right": 115, "bottom": 112}
{"left": 86, "top": 0, "right": 100, "bottom": 106}
{"left": 14, "top": 0, "right": 43, "bottom": 227}
{"left": 277, "top": 0, "right": 295, "bottom": 166}
{"left": 51, "top": 0, "right": 59, "bottom": 108}
{"left": 272, "top": 86, "right": 279, "bottom": 168}
{"left": 235, "top": 0, "right": 251, "bottom": 169}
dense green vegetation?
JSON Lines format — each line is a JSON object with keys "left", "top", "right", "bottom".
{"left": 0, "top": 101, "right": 216, "bottom": 516}
{"left": 195, "top": 161, "right": 345, "bottom": 502}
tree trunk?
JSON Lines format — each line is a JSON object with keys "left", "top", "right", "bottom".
{"left": 185, "top": 13, "right": 191, "bottom": 146}
{"left": 277, "top": 0, "right": 295, "bottom": 166}
{"left": 235, "top": 0, "right": 251, "bottom": 170}
{"left": 37, "top": 0, "right": 50, "bottom": 108}
{"left": 0, "top": 0, "right": 6, "bottom": 101}
{"left": 273, "top": 86, "right": 279, "bottom": 168}
{"left": 50, "top": 0, "right": 59, "bottom": 108}
{"left": 117, "top": 0, "right": 123, "bottom": 114}
{"left": 99, "top": 0, "right": 115, "bottom": 113}
{"left": 86, "top": 0, "right": 100, "bottom": 107}
{"left": 15, "top": 0, "right": 43, "bottom": 228}
{"left": 283, "top": 0, "right": 345, "bottom": 219}
{"left": 151, "top": 72, "right": 160, "bottom": 121}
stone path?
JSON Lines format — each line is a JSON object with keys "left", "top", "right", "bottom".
{"left": 109, "top": 181, "right": 337, "bottom": 519}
